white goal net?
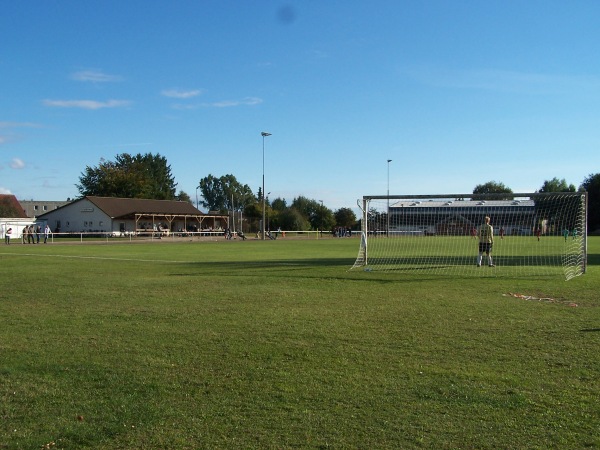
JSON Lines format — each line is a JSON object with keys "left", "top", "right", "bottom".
{"left": 352, "top": 192, "right": 587, "bottom": 280}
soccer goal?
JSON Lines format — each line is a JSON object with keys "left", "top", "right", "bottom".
{"left": 351, "top": 192, "right": 587, "bottom": 280}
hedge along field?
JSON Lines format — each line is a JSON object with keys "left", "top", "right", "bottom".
{"left": 0, "top": 237, "right": 599, "bottom": 449}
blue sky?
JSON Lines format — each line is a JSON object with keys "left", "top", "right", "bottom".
{"left": 2, "top": 1, "right": 599, "bottom": 211}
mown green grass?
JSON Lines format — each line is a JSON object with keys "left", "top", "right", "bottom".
{"left": 364, "top": 234, "right": 585, "bottom": 279}
{"left": 1, "top": 237, "right": 599, "bottom": 449}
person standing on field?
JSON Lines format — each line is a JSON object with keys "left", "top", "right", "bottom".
{"left": 44, "top": 224, "right": 51, "bottom": 243}
{"left": 27, "top": 225, "right": 35, "bottom": 244}
{"left": 5, "top": 227, "right": 12, "bottom": 245}
{"left": 477, "top": 216, "right": 495, "bottom": 267}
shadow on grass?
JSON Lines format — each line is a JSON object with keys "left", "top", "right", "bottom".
{"left": 366, "top": 254, "right": 570, "bottom": 267}
{"left": 586, "top": 252, "right": 600, "bottom": 266}
{"left": 168, "top": 256, "right": 563, "bottom": 284}
{"left": 175, "top": 253, "right": 588, "bottom": 270}
{"left": 580, "top": 328, "right": 600, "bottom": 332}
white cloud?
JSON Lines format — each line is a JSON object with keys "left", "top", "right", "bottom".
{"left": 71, "top": 70, "right": 123, "bottom": 82}
{"left": 171, "top": 103, "right": 198, "bottom": 110}
{"left": 0, "top": 187, "right": 12, "bottom": 194}
{"left": 0, "top": 122, "right": 41, "bottom": 128}
{"left": 9, "top": 158, "right": 25, "bottom": 169}
{"left": 171, "top": 96, "right": 263, "bottom": 110}
{"left": 403, "top": 66, "right": 600, "bottom": 95}
{"left": 207, "top": 97, "right": 263, "bottom": 108}
{"left": 161, "top": 89, "right": 203, "bottom": 99}
{"left": 43, "top": 99, "right": 132, "bottom": 110}
{"left": 0, "top": 122, "right": 41, "bottom": 145}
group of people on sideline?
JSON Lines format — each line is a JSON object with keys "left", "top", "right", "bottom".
{"left": 3, "top": 224, "right": 51, "bottom": 245}
{"left": 333, "top": 227, "right": 352, "bottom": 237}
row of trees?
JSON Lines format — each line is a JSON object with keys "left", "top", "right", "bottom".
{"left": 472, "top": 179, "right": 577, "bottom": 198}
{"left": 75, "top": 153, "right": 357, "bottom": 232}
{"left": 74, "top": 152, "right": 600, "bottom": 232}
{"left": 197, "top": 173, "right": 357, "bottom": 231}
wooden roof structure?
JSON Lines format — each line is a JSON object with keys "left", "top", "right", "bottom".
{"left": 86, "top": 196, "right": 202, "bottom": 218}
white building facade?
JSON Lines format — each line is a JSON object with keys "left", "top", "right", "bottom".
{"left": 38, "top": 196, "right": 228, "bottom": 236}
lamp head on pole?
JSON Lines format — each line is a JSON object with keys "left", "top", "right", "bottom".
{"left": 387, "top": 159, "right": 392, "bottom": 163}
{"left": 261, "top": 132, "right": 272, "bottom": 137}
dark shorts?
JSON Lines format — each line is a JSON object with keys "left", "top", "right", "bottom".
{"left": 479, "top": 242, "right": 493, "bottom": 253}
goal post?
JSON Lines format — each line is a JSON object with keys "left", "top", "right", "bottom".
{"left": 351, "top": 192, "right": 587, "bottom": 280}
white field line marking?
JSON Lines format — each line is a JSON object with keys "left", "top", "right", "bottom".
{"left": 1, "top": 252, "right": 189, "bottom": 264}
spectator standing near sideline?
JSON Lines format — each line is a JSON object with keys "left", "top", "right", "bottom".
{"left": 44, "top": 224, "right": 51, "bottom": 243}
{"left": 499, "top": 227, "right": 505, "bottom": 240}
{"left": 477, "top": 216, "right": 495, "bottom": 267}
{"left": 36, "top": 225, "right": 41, "bottom": 243}
{"left": 5, "top": 227, "right": 12, "bottom": 245}
{"left": 28, "top": 225, "right": 35, "bottom": 244}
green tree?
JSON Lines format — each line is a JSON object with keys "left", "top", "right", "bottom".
{"left": 277, "top": 207, "right": 310, "bottom": 231}
{"left": 473, "top": 181, "right": 513, "bottom": 200}
{"left": 291, "top": 196, "right": 326, "bottom": 230}
{"left": 334, "top": 207, "right": 357, "bottom": 229}
{"left": 222, "top": 174, "right": 255, "bottom": 212}
{"left": 198, "top": 174, "right": 224, "bottom": 211}
{"left": 315, "top": 205, "right": 335, "bottom": 231}
{"left": 198, "top": 174, "right": 254, "bottom": 213}
{"left": 77, "top": 153, "right": 177, "bottom": 199}
{"left": 271, "top": 197, "right": 287, "bottom": 211}
{"left": 580, "top": 173, "right": 600, "bottom": 232}
{"left": 538, "top": 177, "right": 576, "bottom": 193}
{"left": 243, "top": 202, "right": 262, "bottom": 232}
{"left": 367, "top": 207, "right": 383, "bottom": 233}
{"left": 176, "top": 190, "right": 192, "bottom": 203}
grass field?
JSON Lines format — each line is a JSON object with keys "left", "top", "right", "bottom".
{"left": 1, "top": 237, "right": 599, "bottom": 449}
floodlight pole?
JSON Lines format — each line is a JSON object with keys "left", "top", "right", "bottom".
{"left": 195, "top": 185, "right": 201, "bottom": 210}
{"left": 319, "top": 200, "right": 323, "bottom": 238}
{"left": 261, "top": 132, "right": 271, "bottom": 240}
{"left": 387, "top": 159, "right": 392, "bottom": 236}
{"left": 231, "top": 193, "right": 235, "bottom": 233}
